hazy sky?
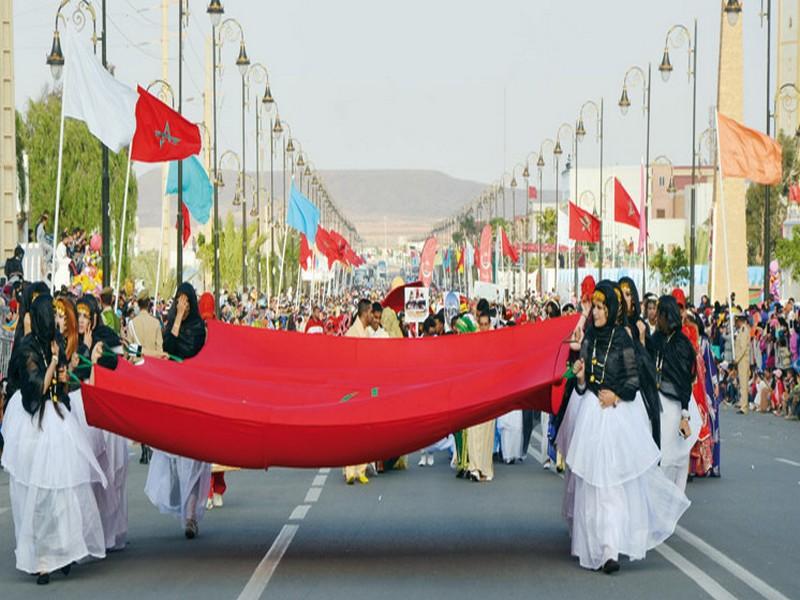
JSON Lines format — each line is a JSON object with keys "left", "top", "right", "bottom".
{"left": 13, "top": 0, "right": 775, "bottom": 188}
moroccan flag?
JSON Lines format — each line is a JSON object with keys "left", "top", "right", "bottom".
{"left": 717, "top": 111, "right": 782, "bottom": 185}
{"left": 478, "top": 224, "right": 493, "bottom": 283}
{"left": 500, "top": 227, "right": 519, "bottom": 263}
{"left": 528, "top": 186, "right": 538, "bottom": 200}
{"left": 315, "top": 227, "right": 339, "bottom": 269}
{"left": 175, "top": 202, "right": 190, "bottom": 246}
{"left": 131, "top": 86, "right": 201, "bottom": 163}
{"left": 299, "top": 233, "right": 312, "bottom": 271}
{"left": 569, "top": 202, "right": 601, "bottom": 243}
{"left": 613, "top": 177, "right": 640, "bottom": 229}
{"left": 418, "top": 237, "right": 438, "bottom": 287}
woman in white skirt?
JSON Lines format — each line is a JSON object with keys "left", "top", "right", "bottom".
{"left": 1, "top": 295, "right": 107, "bottom": 585}
{"left": 496, "top": 409, "right": 524, "bottom": 463}
{"left": 648, "top": 295, "right": 701, "bottom": 492}
{"left": 145, "top": 283, "right": 211, "bottom": 539}
{"left": 556, "top": 280, "right": 690, "bottom": 574}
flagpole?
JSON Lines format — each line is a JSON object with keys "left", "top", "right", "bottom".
{"left": 714, "top": 108, "right": 737, "bottom": 362}
{"left": 114, "top": 138, "right": 134, "bottom": 310}
{"left": 51, "top": 82, "right": 67, "bottom": 294}
{"left": 154, "top": 192, "right": 166, "bottom": 312}
{"left": 277, "top": 225, "right": 288, "bottom": 298}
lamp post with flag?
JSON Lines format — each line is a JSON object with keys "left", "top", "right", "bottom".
{"left": 618, "top": 63, "right": 652, "bottom": 291}
{"left": 218, "top": 150, "right": 243, "bottom": 290}
{"left": 659, "top": 20, "right": 697, "bottom": 302}
{"left": 576, "top": 99, "right": 603, "bottom": 278}
{"left": 539, "top": 138, "right": 556, "bottom": 294}
{"left": 46, "top": 0, "right": 114, "bottom": 288}
{"left": 207, "top": 0, "right": 224, "bottom": 314}
{"left": 555, "top": 122, "right": 575, "bottom": 297}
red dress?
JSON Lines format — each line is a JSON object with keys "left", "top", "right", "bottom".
{"left": 685, "top": 324, "right": 713, "bottom": 476}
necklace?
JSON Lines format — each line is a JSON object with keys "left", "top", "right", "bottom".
{"left": 589, "top": 328, "right": 615, "bottom": 384}
{"left": 655, "top": 332, "right": 675, "bottom": 390}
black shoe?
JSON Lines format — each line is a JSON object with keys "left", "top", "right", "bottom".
{"left": 455, "top": 469, "right": 465, "bottom": 479}
{"left": 36, "top": 573, "right": 50, "bottom": 585}
{"left": 602, "top": 559, "right": 620, "bottom": 574}
{"left": 60, "top": 564, "right": 72, "bottom": 576}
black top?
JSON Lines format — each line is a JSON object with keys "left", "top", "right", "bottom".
{"left": 648, "top": 330, "right": 696, "bottom": 410}
{"left": 163, "top": 282, "right": 206, "bottom": 359}
{"left": 580, "top": 323, "right": 640, "bottom": 402}
{"left": 7, "top": 336, "right": 70, "bottom": 415}
{"left": 74, "top": 324, "right": 121, "bottom": 381}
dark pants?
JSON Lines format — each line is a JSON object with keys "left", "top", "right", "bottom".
{"left": 521, "top": 410, "right": 536, "bottom": 456}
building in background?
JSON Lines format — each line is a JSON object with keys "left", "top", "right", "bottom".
{"left": 777, "top": 0, "right": 800, "bottom": 136}
{"left": 0, "top": 0, "right": 17, "bottom": 260}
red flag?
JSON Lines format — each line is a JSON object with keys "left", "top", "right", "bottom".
{"left": 613, "top": 177, "right": 640, "bottom": 229}
{"left": 528, "top": 186, "right": 538, "bottom": 200}
{"left": 328, "top": 230, "right": 349, "bottom": 264}
{"left": 569, "top": 202, "right": 601, "bottom": 243}
{"left": 131, "top": 86, "right": 201, "bottom": 163}
{"left": 299, "top": 233, "right": 312, "bottom": 271}
{"left": 418, "top": 237, "right": 438, "bottom": 287}
{"left": 790, "top": 182, "right": 800, "bottom": 203}
{"left": 315, "top": 227, "right": 339, "bottom": 269}
{"left": 478, "top": 224, "right": 492, "bottom": 282}
{"left": 175, "top": 201, "right": 191, "bottom": 246}
{"left": 638, "top": 161, "right": 647, "bottom": 252}
{"left": 717, "top": 111, "right": 782, "bottom": 185}
{"left": 500, "top": 228, "right": 519, "bottom": 263}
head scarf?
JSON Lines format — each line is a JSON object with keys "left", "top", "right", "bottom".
{"left": 592, "top": 280, "right": 621, "bottom": 329}
{"left": 671, "top": 287, "right": 687, "bottom": 308}
{"left": 580, "top": 275, "right": 596, "bottom": 303}
{"left": 199, "top": 292, "right": 216, "bottom": 321}
{"left": 29, "top": 294, "right": 56, "bottom": 360}
{"left": 657, "top": 295, "right": 682, "bottom": 334}
{"left": 618, "top": 276, "right": 641, "bottom": 321}
{"left": 166, "top": 282, "right": 200, "bottom": 331}
{"left": 54, "top": 296, "right": 79, "bottom": 358}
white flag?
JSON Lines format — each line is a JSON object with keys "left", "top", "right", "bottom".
{"left": 62, "top": 35, "right": 137, "bottom": 153}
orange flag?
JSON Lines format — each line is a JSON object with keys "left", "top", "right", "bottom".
{"left": 717, "top": 112, "right": 782, "bottom": 185}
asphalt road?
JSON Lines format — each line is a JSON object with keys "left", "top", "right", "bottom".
{"left": 1, "top": 405, "right": 799, "bottom": 599}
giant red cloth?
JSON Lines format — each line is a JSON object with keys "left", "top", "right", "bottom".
{"left": 82, "top": 316, "right": 577, "bottom": 469}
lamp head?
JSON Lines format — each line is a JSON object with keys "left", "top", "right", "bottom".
{"left": 659, "top": 48, "right": 673, "bottom": 82}
{"left": 576, "top": 118, "right": 586, "bottom": 141}
{"left": 297, "top": 153, "right": 306, "bottom": 168}
{"left": 537, "top": 155, "right": 545, "bottom": 168}
{"left": 262, "top": 84, "right": 274, "bottom": 105}
{"left": 46, "top": 31, "right": 65, "bottom": 81}
{"left": 618, "top": 86, "right": 631, "bottom": 116}
{"left": 553, "top": 140, "right": 563, "bottom": 156}
{"left": 236, "top": 42, "right": 250, "bottom": 76}
{"left": 724, "top": 0, "right": 742, "bottom": 27}
{"left": 272, "top": 116, "right": 283, "bottom": 136}
{"left": 207, "top": 0, "right": 224, "bottom": 27}
{"left": 304, "top": 165, "right": 312, "bottom": 177}
{"left": 522, "top": 165, "right": 529, "bottom": 178}
{"left": 286, "top": 138, "right": 295, "bottom": 153}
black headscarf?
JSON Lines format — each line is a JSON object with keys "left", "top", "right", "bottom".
{"left": 619, "top": 276, "right": 642, "bottom": 325}
{"left": 163, "top": 282, "right": 206, "bottom": 359}
{"left": 648, "top": 295, "right": 696, "bottom": 410}
{"left": 74, "top": 294, "right": 120, "bottom": 380}
{"left": 14, "top": 281, "right": 50, "bottom": 346}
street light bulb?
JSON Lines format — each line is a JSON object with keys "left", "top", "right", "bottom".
{"left": 236, "top": 42, "right": 250, "bottom": 76}
{"left": 262, "top": 84, "right": 274, "bottom": 105}
{"left": 554, "top": 140, "right": 563, "bottom": 156}
{"left": 304, "top": 165, "right": 312, "bottom": 177}
{"left": 286, "top": 138, "right": 295, "bottom": 153}
{"left": 523, "top": 166, "right": 529, "bottom": 178}
{"left": 272, "top": 116, "right": 283, "bottom": 137}
{"left": 511, "top": 177, "right": 517, "bottom": 188}
{"left": 297, "top": 154, "right": 305, "bottom": 168}
{"left": 618, "top": 86, "right": 631, "bottom": 115}
{"left": 537, "top": 155, "right": 545, "bottom": 168}
{"left": 46, "top": 31, "right": 65, "bottom": 81}
{"left": 576, "top": 118, "right": 586, "bottom": 141}
{"left": 659, "top": 49, "right": 673, "bottom": 82}
{"left": 724, "top": 0, "right": 742, "bottom": 27}
{"left": 207, "top": 0, "right": 224, "bottom": 26}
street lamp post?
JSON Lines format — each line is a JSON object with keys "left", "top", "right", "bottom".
{"left": 577, "top": 99, "right": 603, "bottom": 279}
{"left": 763, "top": 0, "right": 773, "bottom": 304}
{"left": 660, "top": 20, "right": 697, "bottom": 303}
{"left": 207, "top": 0, "right": 224, "bottom": 315}
{"left": 176, "top": 0, "right": 187, "bottom": 282}
{"left": 245, "top": 63, "right": 269, "bottom": 296}
{"left": 619, "top": 64, "right": 652, "bottom": 291}
{"left": 539, "top": 139, "right": 556, "bottom": 294}
{"left": 555, "top": 123, "right": 575, "bottom": 298}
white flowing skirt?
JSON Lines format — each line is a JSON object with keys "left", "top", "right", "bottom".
{"left": 70, "top": 390, "right": 129, "bottom": 550}
{"left": 557, "top": 389, "right": 690, "bottom": 570}
{"left": 496, "top": 410, "right": 524, "bottom": 461}
{"left": 659, "top": 394, "right": 701, "bottom": 492}
{"left": 1, "top": 391, "right": 107, "bottom": 573}
{"left": 145, "top": 450, "right": 212, "bottom": 523}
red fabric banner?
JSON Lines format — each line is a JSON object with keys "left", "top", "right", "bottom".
{"left": 569, "top": 202, "right": 601, "bottom": 243}
{"left": 299, "top": 233, "right": 312, "bottom": 271}
{"left": 478, "top": 224, "right": 493, "bottom": 282}
{"left": 418, "top": 237, "right": 438, "bottom": 287}
{"left": 500, "top": 227, "right": 519, "bottom": 263}
{"left": 81, "top": 316, "right": 577, "bottom": 468}
{"left": 175, "top": 201, "right": 190, "bottom": 246}
{"left": 131, "top": 86, "right": 201, "bottom": 163}
{"left": 613, "top": 177, "right": 640, "bottom": 229}
{"left": 528, "top": 185, "right": 538, "bottom": 200}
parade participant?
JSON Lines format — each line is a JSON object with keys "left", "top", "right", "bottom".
{"left": 620, "top": 277, "right": 661, "bottom": 446}
{"left": 99, "top": 287, "right": 120, "bottom": 334}
{"left": 684, "top": 313, "right": 716, "bottom": 478}
{"left": 145, "top": 283, "right": 212, "bottom": 538}
{"left": 496, "top": 407, "right": 524, "bottom": 463}
{"left": 343, "top": 298, "right": 373, "bottom": 484}
{"left": 2, "top": 295, "right": 107, "bottom": 585}
{"left": 380, "top": 306, "right": 404, "bottom": 338}
{"left": 369, "top": 302, "right": 389, "bottom": 338}
{"left": 304, "top": 305, "right": 324, "bottom": 334}
{"left": 4, "top": 245, "right": 24, "bottom": 282}
{"left": 450, "top": 314, "right": 477, "bottom": 476}
{"left": 733, "top": 311, "right": 751, "bottom": 414}
{"left": 53, "top": 230, "right": 72, "bottom": 291}
{"left": 556, "top": 281, "right": 690, "bottom": 574}
{"left": 649, "top": 296, "right": 701, "bottom": 492}
{"left": 465, "top": 311, "right": 496, "bottom": 482}
{"left": 13, "top": 281, "right": 49, "bottom": 347}
{"left": 75, "top": 294, "right": 129, "bottom": 551}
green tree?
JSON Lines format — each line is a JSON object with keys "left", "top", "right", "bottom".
{"left": 130, "top": 249, "right": 177, "bottom": 300}
{"left": 18, "top": 91, "right": 137, "bottom": 278}
{"left": 196, "top": 214, "right": 269, "bottom": 293}
{"left": 775, "top": 227, "right": 800, "bottom": 278}
{"left": 745, "top": 132, "right": 797, "bottom": 265}
{"left": 650, "top": 245, "right": 669, "bottom": 284}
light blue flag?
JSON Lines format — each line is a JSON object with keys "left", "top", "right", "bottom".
{"left": 286, "top": 181, "right": 320, "bottom": 245}
{"left": 165, "top": 155, "right": 212, "bottom": 225}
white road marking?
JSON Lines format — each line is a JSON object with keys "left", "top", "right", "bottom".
{"left": 655, "top": 543, "right": 737, "bottom": 600}
{"left": 304, "top": 486, "right": 322, "bottom": 503}
{"left": 312, "top": 474, "right": 328, "bottom": 487}
{"left": 318, "top": 468, "right": 331, "bottom": 474}
{"left": 674, "top": 525, "right": 792, "bottom": 600}
{"left": 775, "top": 457, "right": 800, "bottom": 467}
{"left": 236, "top": 524, "right": 299, "bottom": 600}
{"left": 288, "top": 505, "right": 311, "bottom": 521}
